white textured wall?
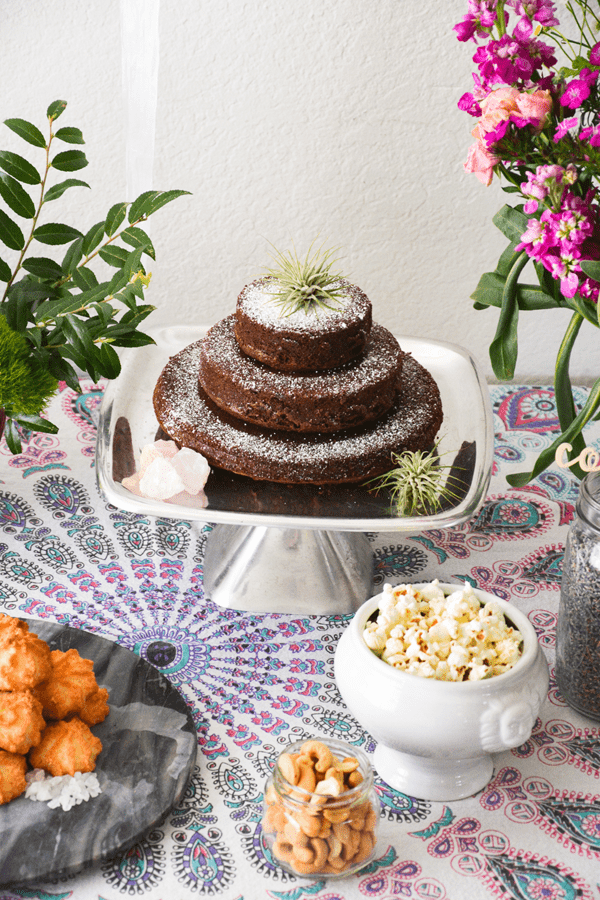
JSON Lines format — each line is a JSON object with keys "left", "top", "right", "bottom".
{"left": 2, "top": 0, "right": 597, "bottom": 384}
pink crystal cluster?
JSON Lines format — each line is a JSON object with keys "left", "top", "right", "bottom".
{"left": 455, "top": 0, "right": 600, "bottom": 303}
{"left": 122, "top": 440, "right": 211, "bottom": 507}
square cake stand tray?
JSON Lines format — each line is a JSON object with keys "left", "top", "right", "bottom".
{"left": 96, "top": 326, "right": 494, "bottom": 614}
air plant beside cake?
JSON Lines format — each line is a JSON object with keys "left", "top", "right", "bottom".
{"left": 454, "top": 0, "right": 600, "bottom": 483}
{"left": 0, "top": 99, "right": 188, "bottom": 453}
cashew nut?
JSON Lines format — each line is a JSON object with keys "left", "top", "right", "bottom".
{"left": 300, "top": 740, "right": 333, "bottom": 773}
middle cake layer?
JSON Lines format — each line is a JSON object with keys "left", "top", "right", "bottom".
{"left": 199, "top": 314, "right": 404, "bottom": 434}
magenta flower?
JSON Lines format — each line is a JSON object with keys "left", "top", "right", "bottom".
{"left": 590, "top": 42, "right": 600, "bottom": 66}
{"left": 560, "top": 68, "right": 599, "bottom": 108}
{"left": 454, "top": 0, "right": 499, "bottom": 42}
{"left": 508, "top": 0, "right": 559, "bottom": 28}
{"left": 458, "top": 92, "right": 482, "bottom": 117}
{"left": 553, "top": 116, "right": 579, "bottom": 142}
{"left": 550, "top": 251, "right": 582, "bottom": 297}
{"left": 580, "top": 124, "right": 600, "bottom": 147}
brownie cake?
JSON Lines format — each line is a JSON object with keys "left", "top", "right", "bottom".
{"left": 199, "top": 315, "right": 404, "bottom": 433}
{"left": 153, "top": 266, "right": 443, "bottom": 486}
{"left": 235, "top": 277, "right": 372, "bottom": 371}
{"left": 153, "top": 342, "right": 443, "bottom": 484}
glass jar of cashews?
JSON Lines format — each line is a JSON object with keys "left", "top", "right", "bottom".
{"left": 261, "top": 738, "right": 380, "bottom": 878}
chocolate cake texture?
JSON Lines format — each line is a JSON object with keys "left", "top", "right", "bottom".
{"left": 152, "top": 271, "right": 443, "bottom": 486}
{"left": 235, "top": 277, "right": 372, "bottom": 371}
{"left": 153, "top": 342, "right": 443, "bottom": 485}
{"left": 199, "top": 314, "right": 405, "bottom": 434}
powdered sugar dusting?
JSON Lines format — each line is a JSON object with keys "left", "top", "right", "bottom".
{"left": 238, "top": 278, "right": 369, "bottom": 332}
{"left": 154, "top": 342, "right": 443, "bottom": 484}
{"left": 201, "top": 315, "right": 402, "bottom": 404}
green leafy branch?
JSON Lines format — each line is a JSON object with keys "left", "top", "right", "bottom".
{"left": 471, "top": 203, "right": 600, "bottom": 485}
{"left": 0, "top": 100, "right": 189, "bottom": 453}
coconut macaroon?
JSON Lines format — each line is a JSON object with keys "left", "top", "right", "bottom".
{"left": 363, "top": 580, "right": 523, "bottom": 681}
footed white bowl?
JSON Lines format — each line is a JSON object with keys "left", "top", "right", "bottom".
{"left": 334, "top": 583, "right": 549, "bottom": 801}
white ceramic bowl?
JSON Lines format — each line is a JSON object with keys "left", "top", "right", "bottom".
{"left": 334, "top": 583, "right": 549, "bottom": 801}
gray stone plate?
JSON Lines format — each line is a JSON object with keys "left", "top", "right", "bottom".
{"left": 0, "top": 620, "right": 197, "bottom": 886}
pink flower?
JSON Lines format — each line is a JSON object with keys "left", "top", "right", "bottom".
{"left": 560, "top": 68, "right": 599, "bottom": 109}
{"left": 590, "top": 42, "right": 600, "bottom": 66}
{"left": 553, "top": 116, "right": 579, "bottom": 142}
{"left": 515, "top": 89, "right": 552, "bottom": 127}
{"left": 464, "top": 140, "right": 499, "bottom": 185}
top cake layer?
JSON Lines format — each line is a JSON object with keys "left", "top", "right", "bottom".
{"left": 235, "top": 277, "right": 372, "bottom": 371}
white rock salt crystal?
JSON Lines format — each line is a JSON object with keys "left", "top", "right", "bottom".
{"left": 139, "top": 456, "right": 185, "bottom": 500}
{"left": 171, "top": 447, "right": 211, "bottom": 494}
{"left": 25, "top": 771, "right": 101, "bottom": 810}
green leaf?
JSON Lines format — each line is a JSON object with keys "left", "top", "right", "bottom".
{"left": 72, "top": 265, "right": 99, "bottom": 291}
{"left": 44, "top": 178, "right": 89, "bottom": 203}
{"left": 488, "top": 251, "right": 529, "bottom": 380}
{"left": 34, "top": 222, "right": 82, "bottom": 245}
{"left": 507, "top": 376, "right": 600, "bottom": 486}
{"left": 568, "top": 291, "right": 599, "bottom": 327}
{"left": 105, "top": 202, "right": 128, "bottom": 237}
{"left": 61, "top": 236, "right": 84, "bottom": 275}
{"left": 4, "top": 418, "right": 22, "bottom": 454}
{"left": 4, "top": 282, "right": 35, "bottom": 331}
{"left": 117, "top": 303, "right": 155, "bottom": 328}
{"left": 12, "top": 413, "right": 58, "bottom": 434}
{"left": 97, "top": 342, "right": 121, "bottom": 379}
{"left": 0, "top": 209, "right": 24, "bottom": 250}
{"left": 47, "top": 100, "right": 67, "bottom": 121}
{"left": 92, "top": 301, "right": 114, "bottom": 327}
{"left": 0, "top": 151, "right": 40, "bottom": 185}
{"left": 128, "top": 189, "right": 190, "bottom": 223}
{"left": 495, "top": 243, "right": 520, "bottom": 277}
{"left": 0, "top": 256, "right": 11, "bottom": 281}
{"left": 54, "top": 126, "right": 84, "bottom": 145}
{"left": 554, "top": 312, "right": 586, "bottom": 479}
{"left": 492, "top": 205, "right": 529, "bottom": 243}
{"left": 121, "top": 245, "right": 144, "bottom": 280}
{"left": 22, "top": 256, "right": 64, "bottom": 280}
{"left": 99, "top": 245, "right": 130, "bottom": 268}
{"left": 128, "top": 191, "right": 160, "bottom": 223}
{"left": 121, "top": 225, "right": 155, "bottom": 259}
{"left": 108, "top": 329, "right": 155, "bottom": 348}
{"left": 47, "top": 354, "right": 80, "bottom": 392}
{"left": 51, "top": 149, "right": 88, "bottom": 172}
{"left": 0, "top": 174, "right": 36, "bottom": 218}
{"left": 7, "top": 279, "right": 55, "bottom": 304}
{"left": 581, "top": 259, "right": 600, "bottom": 283}
{"left": 62, "top": 313, "right": 96, "bottom": 355}
{"left": 82, "top": 220, "right": 105, "bottom": 256}
{"left": 4, "top": 117, "right": 46, "bottom": 148}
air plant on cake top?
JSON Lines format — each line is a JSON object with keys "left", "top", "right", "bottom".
{"left": 0, "top": 100, "right": 189, "bottom": 453}
{"left": 262, "top": 241, "right": 348, "bottom": 317}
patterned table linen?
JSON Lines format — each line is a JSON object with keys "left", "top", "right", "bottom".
{"left": 0, "top": 380, "right": 598, "bottom": 900}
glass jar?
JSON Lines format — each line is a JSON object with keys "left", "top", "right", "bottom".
{"left": 556, "top": 470, "right": 600, "bottom": 719}
{"left": 261, "top": 737, "right": 380, "bottom": 879}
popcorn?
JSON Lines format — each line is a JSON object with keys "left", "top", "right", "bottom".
{"left": 363, "top": 580, "right": 523, "bottom": 681}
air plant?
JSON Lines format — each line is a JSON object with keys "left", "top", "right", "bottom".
{"left": 263, "top": 241, "right": 347, "bottom": 316}
{"left": 367, "top": 445, "right": 461, "bottom": 517}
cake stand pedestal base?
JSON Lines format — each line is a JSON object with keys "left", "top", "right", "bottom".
{"left": 203, "top": 525, "right": 374, "bottom": 614}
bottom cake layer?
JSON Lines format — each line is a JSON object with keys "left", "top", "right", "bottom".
{"left": 153, "top": 341, "right": 443, "bottom": 485}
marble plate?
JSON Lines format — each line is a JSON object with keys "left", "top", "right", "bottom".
{"left": 0, "top": 620, "right": 197, "bottom": 886}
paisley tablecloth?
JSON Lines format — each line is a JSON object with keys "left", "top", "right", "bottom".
{"left": 0, "top": 380, "right": 598, "bottom": 900}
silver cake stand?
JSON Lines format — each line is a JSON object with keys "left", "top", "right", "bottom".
{"left": 96, "top": 327, "right": 494, "bottom": 615}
